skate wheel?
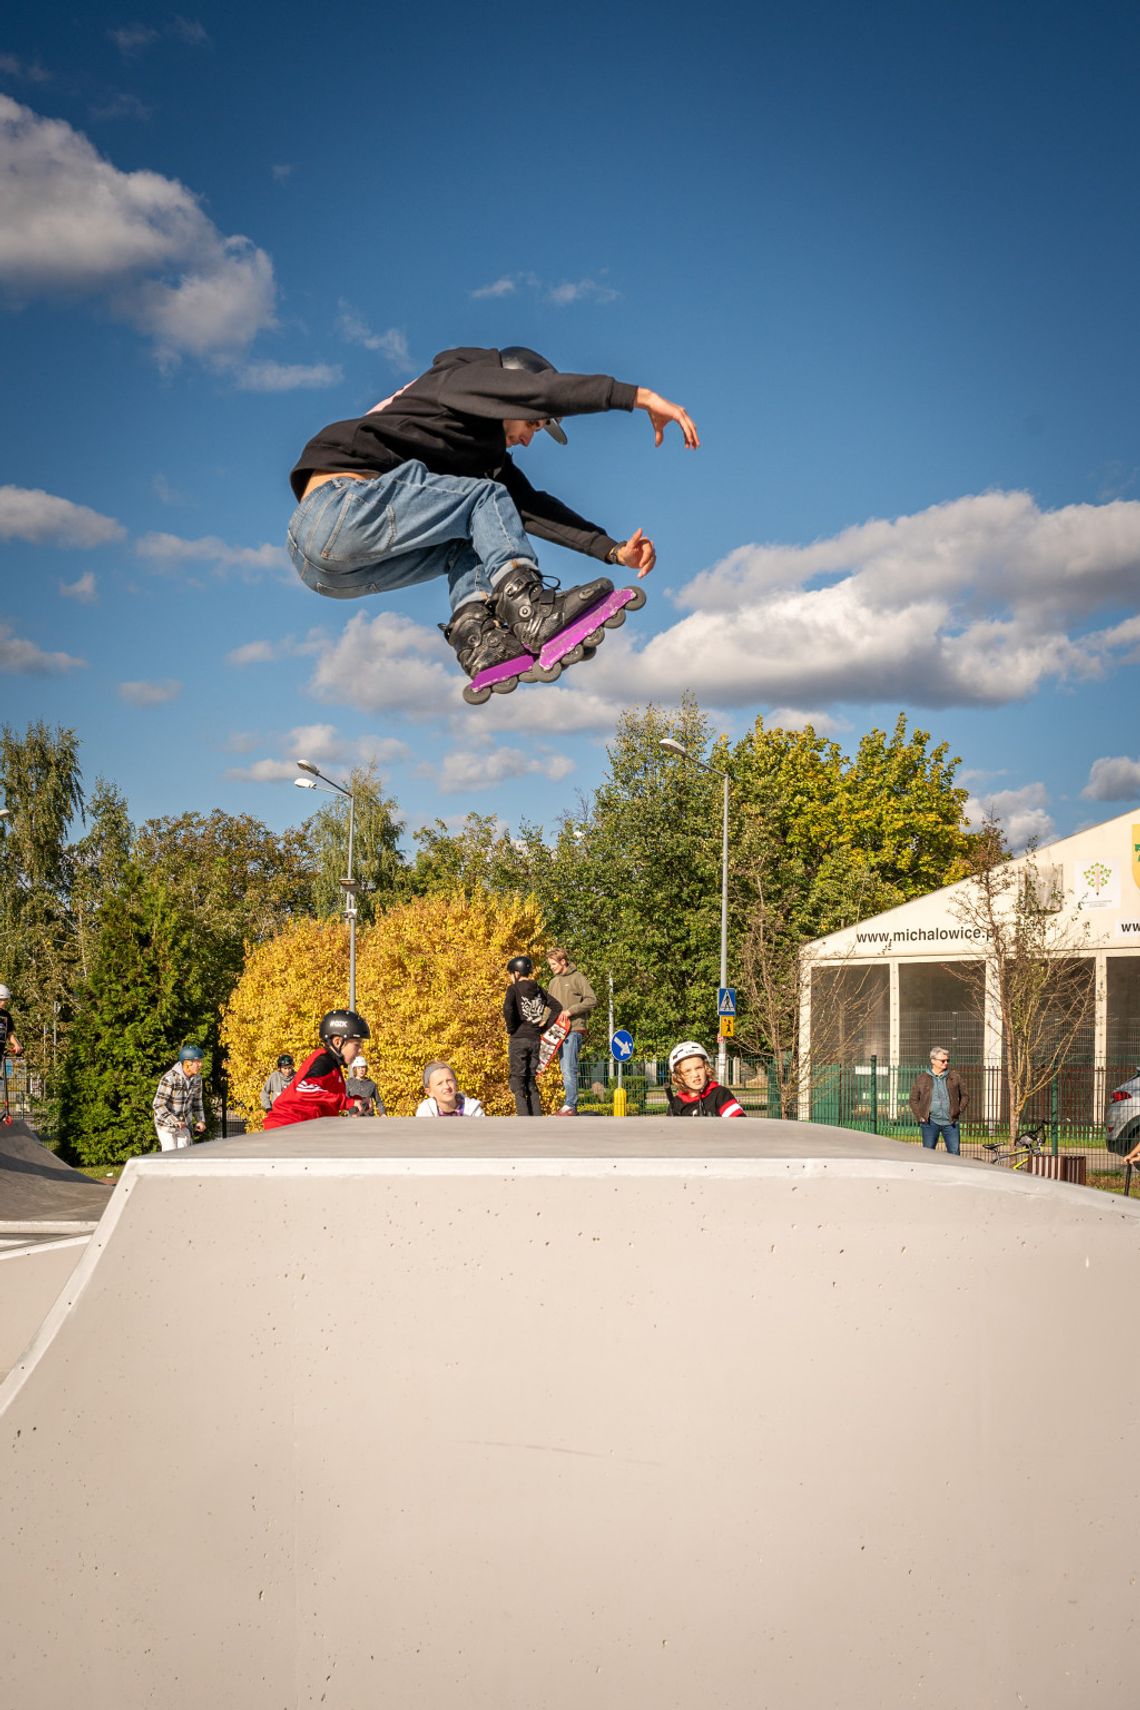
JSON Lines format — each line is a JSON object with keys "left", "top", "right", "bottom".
{"left": 527, "top": 661, "right": 562, "bottom": 683}
{"left": 603, "top": 608, "right": 627, "bottom": 630}
{"left": 463, "top": 684, "right": 493, "bottom": 705}
{"left": 562, "top": 643, "right": 586, "bottom": 667}
{"left": 625, "top": 585, "right": 647, "bottom": 611}
{"left": 491, "top": 675, "right": 518, "bottom": 695}
{"left": 580, "top": 645, "right": 597, "bottom": 661}
{"left": 582, "top": 627, "right": 604, "bottom": 648}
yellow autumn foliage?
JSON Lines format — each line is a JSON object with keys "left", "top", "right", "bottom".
{"left": 221, "top": 889, "right": 563, "bottom": 1126}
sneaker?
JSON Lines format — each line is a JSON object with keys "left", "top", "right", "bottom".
{"left": 555, "top": 1105, "right": 577, "bottom": 1116}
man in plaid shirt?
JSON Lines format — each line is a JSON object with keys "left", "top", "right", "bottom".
{"left": 153, "top": 1045, "right": 207, "bottom": 1151}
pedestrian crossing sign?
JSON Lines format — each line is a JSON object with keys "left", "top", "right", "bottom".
{"left": 717, "top": 987, "right": 736, "bottom": 1017}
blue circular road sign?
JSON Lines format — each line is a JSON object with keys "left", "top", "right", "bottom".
{"left": 610, "top": 1029, "right": 635, "bottom": 1062}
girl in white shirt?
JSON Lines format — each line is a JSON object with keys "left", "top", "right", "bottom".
{"left": 416, "top": 1061, "right": 485, "bottom": 1118}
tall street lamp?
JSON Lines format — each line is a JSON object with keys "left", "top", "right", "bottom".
{"left": 294, "top": 760, "right": 359, "bottom": 1012}
{"left": 660, "top": 738, "right": 732, "bottom": 1084}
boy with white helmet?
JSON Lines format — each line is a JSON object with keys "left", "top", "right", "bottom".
{"left": 665, "top": 1041, "right": 745, "bottom": 1119}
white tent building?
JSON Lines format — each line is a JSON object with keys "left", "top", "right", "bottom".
{"left": 798, "top": 807, "right": 1140, "bottom": 1129}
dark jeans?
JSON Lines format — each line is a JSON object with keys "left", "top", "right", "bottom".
{"left": 509, "top": 1035, "right": 542, "bottom": 1115}
{"left": 920, "top": 1121, "right": 960, "bottom": 1154}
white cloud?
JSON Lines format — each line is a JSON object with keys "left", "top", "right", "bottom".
{"left": 468, "top": 270, "right": 616, "bottom": 306}
{"left": 170, "top": 17, "right": 211, "bottom": 47}
{"left": 1081, "top": 756, "right": 1140, "bottom": 802}
{"left": 0, "top": 623, "right": 85, "bottom": 673}
{"left": 151, "top": 473, "right": 185, "bottom": 506}
{"left": 226, "top": 722, "right": 410, "bottom": 782}
{"left": 436, "top": 745, "right": 575, "bottom": 794}
{"left": 135, "top": 531, "right": 288, "bottom": 575}
{"left": 89, "top": 93, "right": 152, "bottom": 123}
{"left": 227, "top": 639, "right": 277, "bottom": 666}
{"left": 108, "top": 26, "right": 158, "bottom": 57}
{"left": 547, "top": 277, "right": 618, "bottom": 306}
{"left": 307, "top": 611, "right": 461, "bottom": 716}
{"left": 585, "top": 490, "right": 1140, "bottom": 712}
{"left": 471, "top": 276, "right": 517, "bottom": 299}
{"left": 271, "top": 163, "right": 294, "bottom": 182}
{"left": 336, "top": 304, "right": 413, "bottom": 370}
{"left": 60, "top": 570, "right": 97, "bottom": 603}
{"left": 118, "top": 678, "right": 181, "bottom": 706}
{"left": 766, "top": 706, "right": 849, "bottom": 735}
{"left": 234, "top": 359, "right": 342, "bottom": 392}
{"left": 0, "top": 96, "right": 276, "bottom": 362}
{"left": 965, "top": 782, "right": 1054, "bottom": 853}
{"left": 0, "top": 55, "right": 51, "bottom": 83}
{"left": 0, "top": 485, "right": 125, "bottom": 546}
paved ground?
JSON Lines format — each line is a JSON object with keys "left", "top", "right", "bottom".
{"left": 0, "top": 1120, "right": 112, "bottom": 1226}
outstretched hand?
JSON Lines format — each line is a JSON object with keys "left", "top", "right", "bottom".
{"left": 634, "top": 387, "right": 700, "bottom": 449}
{"left": 615, "top": 528, "right": 656, "bottom": 578}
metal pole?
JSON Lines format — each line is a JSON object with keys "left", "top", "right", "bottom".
{"left": 608, "top": 972, "right": 614, "bottom": 1084}
{"left": 346, "top": 791, "right": 357, "bottom": 1013}
{"left": 718, "top": 770, "right": 729, "bottom": 1084}
{"left": 870, "top": 1053, "right": 878, "bottom": 1134}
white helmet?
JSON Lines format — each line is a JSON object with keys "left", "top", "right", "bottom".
{"left": 668, "top": 1040, "right": 710, "bottom": 1075}
{"left": 0, "top": 984, "right": 10, "bottom": 1004}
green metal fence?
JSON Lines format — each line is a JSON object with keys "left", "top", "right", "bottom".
{"left": 575, "top": 1053, "right": 1137, "bottom": 1175}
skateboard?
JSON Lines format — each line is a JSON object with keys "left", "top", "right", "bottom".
{"left": 537, "top": 1010, "right": 572, "bottom": 1075}
{"left": 463, "top": 584, "right": 647, "bottom": 706}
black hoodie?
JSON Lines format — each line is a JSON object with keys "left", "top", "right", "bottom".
{"left": 290, "top": 347, "right": 638, "bottom": 561}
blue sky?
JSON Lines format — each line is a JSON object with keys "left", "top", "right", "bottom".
{"left": 2, "top": 0, "right": 1139, "bottom": 852}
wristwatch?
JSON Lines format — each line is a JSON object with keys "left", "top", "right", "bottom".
{"left": 606, "top": 541, "right": 624, "bottom": 565}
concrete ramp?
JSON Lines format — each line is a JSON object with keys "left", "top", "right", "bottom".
{"left": 0, "top": 1117, "right": 112, "bottom": 1226}
{"left": 2, "top": 1120, "right": 1138, "bottom": 1708}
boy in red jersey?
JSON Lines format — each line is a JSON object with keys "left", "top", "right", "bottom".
{"left": 263, "top": 1009, "right": 371, "bottom": 1128}
{"left": 664, "top": 1040, "right": 745, "bottom": 1119}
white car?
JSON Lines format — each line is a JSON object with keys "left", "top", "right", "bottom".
{"left": 1106, "top": 1069, "right": 1140, "bottom": 1155}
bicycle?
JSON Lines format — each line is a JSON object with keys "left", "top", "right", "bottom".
{"left": 982, "top": 1121, "right": 1050, "bottom": 1169}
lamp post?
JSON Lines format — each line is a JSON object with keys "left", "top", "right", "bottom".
{"left": 659, "top": 738, "right": 731, "bottom": 1084}
{"left": 294, "top": 761, "right": 359, "bottom": 1012}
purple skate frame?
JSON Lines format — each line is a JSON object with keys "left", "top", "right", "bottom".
{"left": 463, "top": 584, "right": 646, "bottom": 705}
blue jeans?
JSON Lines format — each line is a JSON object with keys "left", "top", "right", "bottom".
{"left": 287, "top": 460, "right": 537, "bottom": 615}
{"left": 559, "top": 1029, "right": 583, "bottom": 1110}
{"left": 920, "top": 1121, "right": 960, "bottom": 1154}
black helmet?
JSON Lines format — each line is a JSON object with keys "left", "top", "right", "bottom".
{"left": 319, "top": 1009, "right": 371, "bottom": 1045}
{"left": 499, "top": 347, "right": 567, "bottom": 445}
{"left": 277, "top": 1054, "right": 295, "bottom": 1069}
{"left": 506, "top": 955, "right": 534, "bottom": 976}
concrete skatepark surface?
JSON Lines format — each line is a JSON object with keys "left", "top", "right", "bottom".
{"left": 0, "top": 1118, "right": 112, "bottom": 1226}
{"left": 2, "top": 1118, "right": 1138, "bottom": 1708}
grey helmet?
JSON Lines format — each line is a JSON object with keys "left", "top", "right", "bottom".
{"left": 499, "top": 347, "right": 567, "bottom": 445}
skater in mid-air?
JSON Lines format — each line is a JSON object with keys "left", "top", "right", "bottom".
{"left": 287, "top": 346, "right": 699, "bottom": 702}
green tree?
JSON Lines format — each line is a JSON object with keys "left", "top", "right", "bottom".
{"left": 541, "top": 696, "right": 723, "bottom": 1054}
{"left": 303, "top": 765, "right": 407, "bottom": 924}
{"left": 0, "top": 722, "right": 85, "bottom": 1092}
{"left": 57, "top": 867, "right": 214, "bottom": 1166}
{"left": 410, "top": 812, "right": 552, "bottom": 899}
{"left": 72, "top": 779, "right": 133, "bottom": 982}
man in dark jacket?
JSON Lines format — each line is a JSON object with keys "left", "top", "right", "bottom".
{"left": 908, "top": 1046, "right": 968, "bottom": 1154}
{"left": 287, "top": 346, "right": 698, "bottom": 685}
{"left": 503, "top": 955, "right": 557, "bottom": 1116}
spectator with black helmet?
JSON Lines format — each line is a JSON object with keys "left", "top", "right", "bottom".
{"left": 263, "top": 1010, "right": 371, "bottom": 1128}
{"left": 287, "top": 346, "right": 699, "bottom": 692}
{"left": 153, "top": 1045, "right": 208, "bottom": 1151}
{"left": 665, "top": 1041, "right": 745, "bottom": 1119}
{"left": 503, "top": 956, "right": 557, "bottom": 1117}
{"left": 260, "top": 1053, "right": 296, "bottom": 1113}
